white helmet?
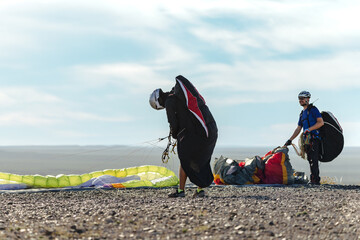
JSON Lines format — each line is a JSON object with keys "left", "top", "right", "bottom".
{"left": 149, "top": 89, "right": 165, "bottom": 110}
{"left": 298, "top": 91, "right": 311, "bottom": 98}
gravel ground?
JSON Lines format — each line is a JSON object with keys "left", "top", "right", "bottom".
{"left": 0, "top": 184, "right": 359, "bottom": 239}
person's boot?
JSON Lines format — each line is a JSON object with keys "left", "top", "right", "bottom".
{"left": 309, "top": 175, "right": 321, "bottom": 185}
{"left": 192, "top": 188, "right": 205, "bottom": 198}
{"left": 168, "top": 189, "right": 185, "bottom": 198}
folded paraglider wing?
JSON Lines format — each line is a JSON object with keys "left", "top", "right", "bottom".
{"left": 319, "top": 111, "right": 344, "bottom": 162}
{"left": 213, "top": 147, "right": 295, "bottom": 185}
{"left": 0, "top": 165, "right": 179, "bottom": 190}
{"left": 175, "top": 75, "right": 209, "bottom": 137}
{"left": 262, "top": 148, "right": 294, "bottom": 184}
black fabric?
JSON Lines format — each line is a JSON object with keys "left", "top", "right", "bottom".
{"left": 157, "top": 89, "right": 165, "bottom": 108}
{"left": 165, "top": 77, "right": 218, "bottom": 188}
{"left": 284, "top": 139, "right": 292, "bottom": 146}
{"left": 158, "top": 89, "right": 171, "bottom": 108}
{"left": 319, "top": 111, "right": 344, "bottom": 162}
{"left": 174, "top": 75, "right": 217, "bottom": 138}
{"left": 306, "top": 138, "right": 321, "bottom": 183}
{"left": 177, "top": 130, "right": 217, "bottom": 187}
{"left": 165, "top": 94, "right": 196, "bottom": 138}
{"left": 174, "top": 75, "right": 206, "bottom": 108}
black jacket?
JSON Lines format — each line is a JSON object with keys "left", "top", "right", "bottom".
{"left": 165, "top": 79, "right": 217, "bottom": 139}
{"left": 163, "top": 76, "right": 218, "bottom": 187}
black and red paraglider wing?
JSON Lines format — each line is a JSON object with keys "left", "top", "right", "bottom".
{"left": 175, "top": 75, "right": 209, "bottom": 137}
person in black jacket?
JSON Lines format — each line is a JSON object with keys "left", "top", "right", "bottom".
{"left": 150, "top": 75, "right": 218, "bottom": 197}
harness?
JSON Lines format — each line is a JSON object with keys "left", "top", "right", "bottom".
{"left": 299, "top": 104, "right": 315, "bottom": 152}
{"left": 160, "top": 132, "right": 177, "bottom": 164}
{"left": 299, "top": 104, "right": 325, "bottom": 158}
{"left": 300, "top": 104, "right": 313, "bottom": 130}
{"left": 300, "top": 104, "right": 321, "bottom": 137}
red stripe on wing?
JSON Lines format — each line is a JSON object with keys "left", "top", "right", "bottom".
{"left": 177, "top": 79, "right": 209, "bottom": 137}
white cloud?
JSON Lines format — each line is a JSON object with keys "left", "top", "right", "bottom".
{"left": 0, "top": 110, "right": 133, "bottom": 127}
{"left": 197, "top": 51, "right": 360, "bottom": 94}
{"left": 1, "top": 0, "right": 360, "bottom": 145}
{"left": 2, "top": 0, "right": 360, "bottom": 64}
{"left": 0, "top": 112, "right": 59, "bottom": 126}
{"left": 0, "top": 88, "right": 61, "bottom": 106}
{"left": 0, "top": 87, "right": 133, "bottom": 126}
{"left": 72, "top": 49, "right": 360, "bottom": 106}
{"left": 190, "top": 27, "right": 261, "bottom": 54}
{"left": 73, "top": 63, "right": 173, "bottom": 92}
{"left": 151, "top": 42, "right": 199, "bottom": 67}
{"left": 187, "top": 1, "right": 360, "bottom": 55}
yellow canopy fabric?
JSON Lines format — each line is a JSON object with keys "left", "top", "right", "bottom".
{"left": 0, "top": 165, "right": 179, "bottom": 189}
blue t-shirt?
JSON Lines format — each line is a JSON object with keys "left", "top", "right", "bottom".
{"left": 298, "top": 106, "right": 322, "bottom": 136}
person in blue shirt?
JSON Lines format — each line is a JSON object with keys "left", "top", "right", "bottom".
{"left": 284, "top": 91, "right": 324, "bottom": 185}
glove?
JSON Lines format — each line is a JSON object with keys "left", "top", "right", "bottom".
{"left": 304, "top": 129, "right": 310, "bottom": 134}
{"left": 284, "top": 139, "right": 292, "bottom": 146}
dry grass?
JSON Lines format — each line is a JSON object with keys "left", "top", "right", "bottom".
{"left": 320, "top": 176, "right": 338, "bottom": 185}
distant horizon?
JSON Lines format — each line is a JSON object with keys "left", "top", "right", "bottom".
{"left": 0, "top": 144, "right": 358, "bottom": 185}
{"left": 0, "top": 144, "right": 359, "bottom": 148}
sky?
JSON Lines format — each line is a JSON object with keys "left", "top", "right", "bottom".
{"left": 0, "top": 0, "right": 360, "bottom": 147}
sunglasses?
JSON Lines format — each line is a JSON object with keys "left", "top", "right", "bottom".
{"left": 298, "top": 97, "right": 306, "bottom": 100}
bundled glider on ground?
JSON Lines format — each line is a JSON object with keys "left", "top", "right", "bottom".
{"left": 213, "top": 147, "right": 298, "bottom": 185}
{"left": 0, "top": 165, "right": 179, "bottom": 191}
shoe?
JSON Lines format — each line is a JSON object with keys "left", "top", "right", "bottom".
{"left": 193, "top": 189, "right": 205, "bottom": 198}
{"left": 168, "top": 189, "right": 185, "bottom": 198}
{"left": 309, "top": 175, "right": 321, "bottom": 185}
{"left": 308, "top": 179, "right": 321, "bottom": 185}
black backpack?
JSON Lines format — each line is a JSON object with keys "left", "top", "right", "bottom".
{"left": 319, "top": 111, "right": 344, "bottom": 162}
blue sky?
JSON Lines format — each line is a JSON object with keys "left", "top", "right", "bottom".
{"left": 0, "top": 0, "right": 359, "bottom": 146}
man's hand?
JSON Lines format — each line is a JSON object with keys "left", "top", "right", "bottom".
{"left": 304, "top": 129, "right": 310, "bottom": 134}
{"left": 284, "top": 139, "right": 292, "bottom": 146}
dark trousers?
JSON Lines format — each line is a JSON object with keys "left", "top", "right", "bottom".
{"left": 306, "top": 138, "right": 321, "bottom": 183}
